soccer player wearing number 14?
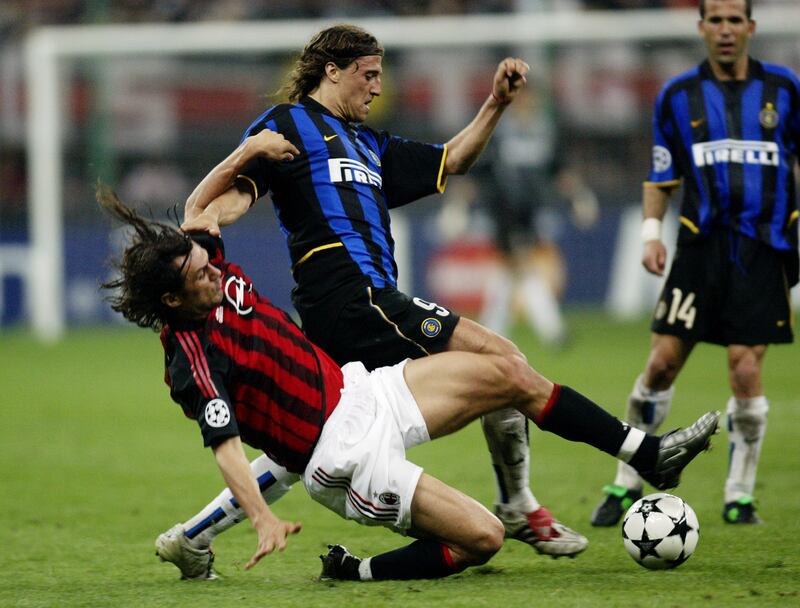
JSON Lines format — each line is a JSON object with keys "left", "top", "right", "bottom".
{"left": 591, "top": 0, "right": 799, "bottom": 528}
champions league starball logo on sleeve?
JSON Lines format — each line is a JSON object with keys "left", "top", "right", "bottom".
{"left": 652, "top": 145, "right": 672, "bottom": 173}
{"left": 205, "top": 399, "right": 231, "bottom": 428}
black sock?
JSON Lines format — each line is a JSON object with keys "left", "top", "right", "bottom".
{"left": 367, "top": 539, "right": 461, "bottom": 580}
{"left": 535, "top": 384, "right": 659, "bottom": 471}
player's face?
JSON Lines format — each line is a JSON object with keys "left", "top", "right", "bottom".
{"left": 173, "top": 243, "right": 223, "bottom": 319}
{"left": 338, "top": 55, "right": 382, "bottom": 123}
{"left": 699, "top": 0, "right": 754, "bottom": 74}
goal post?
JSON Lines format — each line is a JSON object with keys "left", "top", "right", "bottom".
{"left": 22, "top": 7, "right": 800, "bottom": 341}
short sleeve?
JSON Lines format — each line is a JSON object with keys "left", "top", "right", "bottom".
{"left": 237, "top": 124, "right": 272, "bottom": 203}
{"left": 646, "top": 87, "right": 681, "bottom": 186}
{"left": 380, "top": 135, "right": 447, "bottom": 208}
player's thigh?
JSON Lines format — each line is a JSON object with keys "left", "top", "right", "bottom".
{"left": 409, "top": 473, "right": 504, "bottom": 560}
{"left": 403, "top": 351, "right": 551, "bottom": 439}
{"left": 446, "top": 316, "right": 523, "bottom": 359}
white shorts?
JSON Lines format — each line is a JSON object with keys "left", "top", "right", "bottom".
{"left": 303, "top": 360, "right": 430, "bottom": 533}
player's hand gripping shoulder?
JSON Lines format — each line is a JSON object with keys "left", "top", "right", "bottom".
{"left": 183, "top": 128, "right": 300, "bottom": 227}
{"left": 642, "top": 240, "right": 667, "bottom": 277}
{"left": 491, "top": 57, "right": 529, "bottom": 105}
{"left": 244, "top": 128, "right": 300, "bottom": 163}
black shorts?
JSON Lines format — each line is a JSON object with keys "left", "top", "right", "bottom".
{"left": 297, "top": 282, "right": 460, "bottom": 370}
{"left": 651, "top": 231, "right": 794, "bottom": 346}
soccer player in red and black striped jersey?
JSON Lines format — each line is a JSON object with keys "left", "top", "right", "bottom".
{"left": 99, "top": 185, "right": 719, "bottom": 580}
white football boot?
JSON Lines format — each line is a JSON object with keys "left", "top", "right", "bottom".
{"left": 155, "top": 523, "right": 218, "bottom": 580}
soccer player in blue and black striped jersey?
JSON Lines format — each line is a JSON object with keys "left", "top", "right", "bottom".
{"left": 154, "top": 24, "right": 589, "bottom": 579}
{"left": 592, "top": 0, "right": 799, "bottom": 528}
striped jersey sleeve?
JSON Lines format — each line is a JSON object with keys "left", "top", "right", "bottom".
{"left": 163, "top": 328, "right": 240, "bottom": 448}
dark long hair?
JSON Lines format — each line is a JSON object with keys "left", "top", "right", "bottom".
{"left": 97, "top": 183, "right": 192, "bottom": 330}
{"left": 279, "top": 24, "right": 384, "bottom": 102}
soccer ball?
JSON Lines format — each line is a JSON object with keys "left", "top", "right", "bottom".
{"left": 622, "top": 492, "right": 699, "bottom": 570}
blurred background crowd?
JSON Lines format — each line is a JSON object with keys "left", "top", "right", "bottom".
{"left": 0, "top": 1, "right": 798, "bottom": 335}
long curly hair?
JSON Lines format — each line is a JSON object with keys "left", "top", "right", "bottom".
{"left": 97, "top": 183, "right": 192, "bottom": 330}
{"left": 279, "top": 24, "right": 384, "bottom": 103}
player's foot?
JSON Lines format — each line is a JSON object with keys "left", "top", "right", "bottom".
{"left": 640, "top": 410, "right": 720, "bottom": 490}
{"left": 319, "top": 544, "right": 363, "bottom": 581}
{"left": 495, "top": 505, "right": 588, "bottom": 558}
{"left": 155, "top": 523, "right": 218, "bottom": 580}
{"left": 590, "top": 485, "right": 643, "bottom": 527}
{"left": 723, "top": 496, "right": 763, "bottom": 524}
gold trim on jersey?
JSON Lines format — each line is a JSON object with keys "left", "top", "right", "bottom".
{"left": 789, "top": 209, "right": 799, "bottom": 226}
{"left": 643, "top": 179, "right": 681, "bottom": 190}
{"left": 679, "top": 216, "right": 700, "bottom": 234}
{"left": 367, "top": 286, "right": 430, "bottom": 355}
{"left": 293, "top": 242, "right": 344, "bottom": 270}
{"left": 235, "top": 174, "right": 259, "bottom": 203}
{"left": 437, "top": 145, "right": 449, "bottom": 193}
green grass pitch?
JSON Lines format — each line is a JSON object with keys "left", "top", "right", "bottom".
{"left": 2, "top": 311, "right": 798, "bottom": 607}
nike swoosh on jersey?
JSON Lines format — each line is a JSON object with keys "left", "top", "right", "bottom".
{"left": 323, "top": 134, "right": 338, "bottom": 142}
{"left": 690, "top": 118, "right": 705, "bottom": 128}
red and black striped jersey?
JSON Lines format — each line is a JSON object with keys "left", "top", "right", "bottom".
{"left": 161, "top": 235, "right": 344, "bottom": 474}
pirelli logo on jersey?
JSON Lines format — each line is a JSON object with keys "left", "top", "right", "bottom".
{"left": 692, "top": 139, "right": 779, "bottom": 168}
{"left": 328, "top": 158, "right": 382, "bottom": 188}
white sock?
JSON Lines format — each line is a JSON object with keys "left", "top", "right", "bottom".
{"left": 183, "top": 454, "right": 300, "bottom": 548}
{"left": 725, "top": 396, "right": 768, "bottom": 503}
{"left": 481, "top": 408, "right": 538, "bottom": 513}
{"left": 358, "top": 558, "right": 373, "bottom": 581}
{"left": 613, "top": 374, "right": 673, "bottom": 490}
{"left": 519, "top": 272, "right": 565, "bottom": 345}
{"left": 480, "top": 267, "right": 514, "bottom": 337}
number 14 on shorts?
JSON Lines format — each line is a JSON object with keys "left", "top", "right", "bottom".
{"left": 655, "top": 288, "right": 697, "bottom": 330}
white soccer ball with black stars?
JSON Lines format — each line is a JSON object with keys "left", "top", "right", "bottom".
{"left": 622, "top": 492, "right": 699, "bottom": 570}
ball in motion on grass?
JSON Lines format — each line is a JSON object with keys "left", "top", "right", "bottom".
{"left": 622, "top": 492, "right": 699, "bottom": 570}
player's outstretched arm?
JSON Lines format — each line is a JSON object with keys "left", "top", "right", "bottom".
{"left": 184, "top": 129, "right": 299, "bottom": 223}
{"left": 443, "top": 57, "right": 529, "bottom": 176}
{"left": 212, "top": 436, "right": 302, "bottom": 570}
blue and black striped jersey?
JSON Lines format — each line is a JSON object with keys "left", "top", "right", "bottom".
{"left": 647, "top": 58, "right": 800, "bottom": 252}
{"left": 238, "top": 96, "right": 447, "bottom": 291}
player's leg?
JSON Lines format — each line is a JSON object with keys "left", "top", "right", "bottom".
{"left": 723, "top": 343, "right": 768, "bottom": 524}
{"left": 155, "top": 454, "right": 300, "bottom": 579}
{"left": 447, "top": 317, "right": 587, "bottom": 557}
{"left": 320, "top": 473, "right": 505, "bottom": 580}
{"left": 404, "top": 351, "right": 718, "bottom": 494}
{"left": 480, "top": 262, "right": 515, "bottom": 336}
{"left": 518, "top": 242, "right": 568, "bottom": 347}
{"left": 719, "top": 235, "right": 792, "bottom": 523}
{"left": 592, "top": 333, "right": 694, "bottom": 526}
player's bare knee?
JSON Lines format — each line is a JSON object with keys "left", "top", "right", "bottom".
{"left": 462, "top": 516, "right": 505, "bottom": 564}
{"left": 506, "top": 355, "right": 550, "bottom": 406}
{"left": 645, "top": 354, "right": 681, "bottom": 389}
{"left": 729, "top": 359, "right": 760, "bottom": 394}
